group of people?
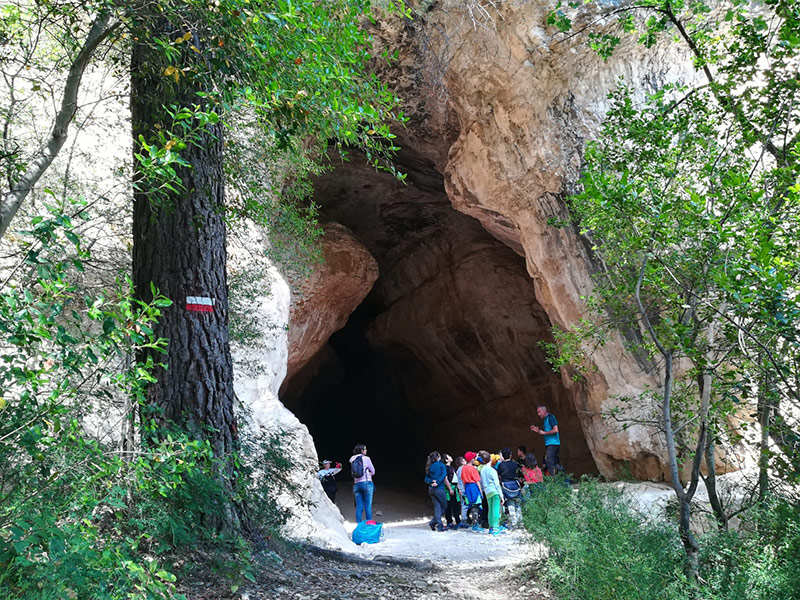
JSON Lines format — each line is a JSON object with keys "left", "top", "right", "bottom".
{"left": 315, "top": 405, "right": 563, "bottom": 536}
{"left": 424, "top": 405, "right": 563, "bottom": 536}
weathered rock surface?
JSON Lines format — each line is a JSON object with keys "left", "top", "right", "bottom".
{"left": 285, "top": 224, "right": 379, "bottom": 386}
{"left": 361, "top": 0, "right": 701, "bottom": 480}
{"left": 228, "top": 227, "right": 355, "bottom": 551}
{"left": 279, "top": 1, "right": 708, "bottom": 485}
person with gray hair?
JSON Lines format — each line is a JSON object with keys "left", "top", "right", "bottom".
{"left": 530, "top": 404, "right": 562, "bottom": 476}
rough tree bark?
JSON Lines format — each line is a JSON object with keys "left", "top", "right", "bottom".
{"left": 130, "top": 21, "right": 238, "bottom": 525}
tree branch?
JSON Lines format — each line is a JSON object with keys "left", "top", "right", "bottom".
{"left": 0, "top": 11, "right": 119, "bottom": 239}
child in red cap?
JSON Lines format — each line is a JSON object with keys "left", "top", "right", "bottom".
{"left": 459, "top": 452, "right": 482, "bottom": 529}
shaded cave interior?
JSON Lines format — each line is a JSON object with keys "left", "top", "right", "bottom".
{"left": 280, "top": 157, "right": 599, "bottom": 486}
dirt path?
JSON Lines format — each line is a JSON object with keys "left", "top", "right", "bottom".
{"left": 180, "top": 487, "right": 550, "bottom": 599}
{"left": 356, "top": 519, "right": 539, "bottom": 565}
{"left": 340, "top": 486, "right": 542, "bottom": 565}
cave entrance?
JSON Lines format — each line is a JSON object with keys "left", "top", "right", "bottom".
{"left": 280, "top": 158, "right": 599, "bottom": 500}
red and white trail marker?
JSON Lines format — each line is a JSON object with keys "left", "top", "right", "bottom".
{"left": 186, "top": 296, "right": 215, "bottom": 313}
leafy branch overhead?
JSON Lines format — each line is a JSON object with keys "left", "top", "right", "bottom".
{"left": 1, "top": 0, "right": 408, "bottom": 243}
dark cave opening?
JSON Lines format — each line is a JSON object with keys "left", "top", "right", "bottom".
{"left": 280, "top": 158, "right": 599, "bottom": 489}
{"left": 282, "top": 294, "right": 428, "bottom": 487}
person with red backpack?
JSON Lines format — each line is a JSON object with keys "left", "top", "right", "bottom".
{"left": 350, "top": 443, "right": 375, "bottom": 523}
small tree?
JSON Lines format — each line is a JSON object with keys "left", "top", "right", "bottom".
{"left": 546, "top": 0, "right": 800, "bottom": 577}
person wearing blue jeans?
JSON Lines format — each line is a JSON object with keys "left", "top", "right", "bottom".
{"left": 353, "top": 480, "right": 374, "bottom": 522}
{"left": 530, "top": 405, "right": 562, "bottom": 476}
{"left": 350, "top": 443, "right": 376, "bottom": 523}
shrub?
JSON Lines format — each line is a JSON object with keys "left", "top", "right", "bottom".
{"left": 0, "top": 207, "right": 195, "bottom": 598}
{"left": 699, "top": 499, "right": 800, "bottom": 600}
{"left": 522, "top": 476, "right": 687, "bottom": 600}
{"left": 0, "top": 208, "right": 299, "bottom": 598}
{"left": 523, "top": 477, "right": 800, "bottom": 600}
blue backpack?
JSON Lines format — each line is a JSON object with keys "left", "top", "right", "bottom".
{"left": 351, "top": 455, "right": 365, "bottom": 478}
{"left": 352, "top": 521, "right": 383, "bottom": 545}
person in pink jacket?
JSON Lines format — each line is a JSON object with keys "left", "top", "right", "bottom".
{"left": 350, "top": 443, "right": 376, "bottom": 523}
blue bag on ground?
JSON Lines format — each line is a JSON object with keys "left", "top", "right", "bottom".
{"left": 351, "top": 521, "right": 384, "bottom": 544}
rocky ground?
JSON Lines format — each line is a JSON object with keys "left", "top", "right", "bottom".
{"left": 179, "top": 535, "right": 552, "bottom": 600}
{"left": 178, "top": 486, "right": 552, "bottom": 599}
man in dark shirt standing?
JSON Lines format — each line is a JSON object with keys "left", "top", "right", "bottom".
{"left": 530, "top": 404, "right": 562, "bottom": 476}
{"left": 496, "top": 447, "right": 523, "bottom": 527}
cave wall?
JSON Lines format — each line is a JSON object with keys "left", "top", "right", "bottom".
{"left": 279, "top": 1, "right": 706, "bottom": 483}
{"left": 282, "top": 160, "right": 597, "bottom": 475}
{"left": 359, "top": 0, "right": 703, "bottom": 480}
{"left": 227, "top": 226, "right": 354, "bottom": 550}
{"left": 284, "top": 223, "right": 379, "bottom": 385}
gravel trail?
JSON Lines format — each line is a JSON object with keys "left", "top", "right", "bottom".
{"left": 179, "top": 486, "right": 550, "bottom": 599}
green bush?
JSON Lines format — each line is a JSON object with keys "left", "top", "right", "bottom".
{"left": 0, "top": 208, "right": 298, "bottom": 599}
{"left": 523, "top": 477, "right": 800, "bottom": 600}
{"left": 522, "top": 477, "right": 686, "bottom": 600}
{"left": 699, "top": 500, "right": 800, "bottom": 600}
{"left": 0, "top": 207, "right": 200, "bottom": 598}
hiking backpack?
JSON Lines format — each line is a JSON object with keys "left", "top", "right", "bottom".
{"left": 351, "top": 455, "right": 365, "bottom": 478}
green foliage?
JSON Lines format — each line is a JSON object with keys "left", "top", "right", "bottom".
{"left": 222, "top": 111, "right": 326, "bottom": 273}
{"left": 236, "top": 426, "right": 299, "bottom": 532}
{"left": 133, "top": 104, "right": 221, "bottom": 208}
{"left": 546, "top": 1, "right": 574, "bottom": 33}
{"left": 0, "top": 205, "right": 181, "bottom": 598}
{"left": 0, "top": 208, "right": 300, "bottom": 598}
{"left": 523, "top": 478, "right": 800, "bottom": 600}
{"left": 0, "top": 434, "right": 216, "bottom": 600}
{"left": 544, "top": 0, "right": 800, "bottom": 484}
{"left": 523, "top": 477, "right": 687, "bottom": 600}
{"left": 587, "top": 33, "right": 621, "bottom": 60}
{"left": 130, "top": 0, "right": 407, "bottom": 268}
{"left": 538, "top": 319, "right": 604, "bottom": 381}
{"left": 699, "top": 500, "right": 800, "bottom": 600}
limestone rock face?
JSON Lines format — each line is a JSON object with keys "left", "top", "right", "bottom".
{"left": 366, "top": 1, "right": 701, "bottom": 480}
{"left": 278, "top": 2, "right": 707, "bottom": 483}
{"left": 285, "top": 224, "right": 379, "bottom": 385}
{"left": 280, "top": 159, "right": 597, "bottom": 475}
{"left": 228, "top": 229, "right": 355, "bottom": 551}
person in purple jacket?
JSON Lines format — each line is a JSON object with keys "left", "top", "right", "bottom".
{"left": 350, "top": 443, "right": 376, "bottom": 523}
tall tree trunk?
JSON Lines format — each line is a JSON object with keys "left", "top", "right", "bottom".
{"left": 704, "top": 430, "right": 728, "bottom": 529}
{"left": 634, "top": 258, "right": 700, "bottom": 579}
{"left": 130, "top": 23, "right": 238, "bottom": 527}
